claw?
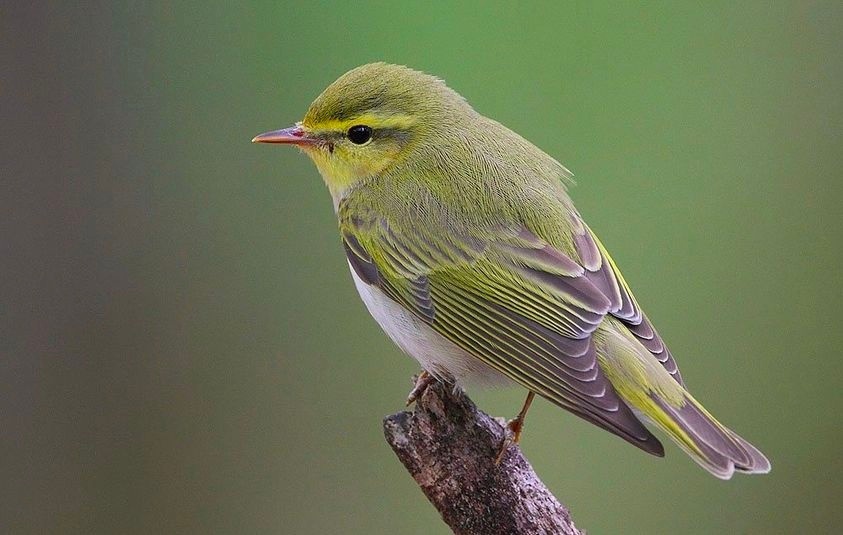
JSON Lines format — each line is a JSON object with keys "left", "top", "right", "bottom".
{"left": 494, "top": 392, "right": 535, "bottom": 465}
{"left": 495, "top": 418, "right": 526, "bottom": 465}
{"left": 406, "top": 370, "right": 435, "bottom": 406}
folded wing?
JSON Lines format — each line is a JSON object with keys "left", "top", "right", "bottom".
{"left": 340, "top": 202, "right": 665, "bottom": 455}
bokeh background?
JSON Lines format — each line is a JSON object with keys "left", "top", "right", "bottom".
{"left": 4, "top": 2, "right": 842, "bottom": 533}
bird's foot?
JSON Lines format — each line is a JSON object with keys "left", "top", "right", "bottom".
{"left": 495, "top": 417, "right": 526, "bottom": 465}
{"left": 495, "top": 391, "right": 536, "bottom": 465}
{"left": 406, "top": 370, "right": 436, "bottom": 406}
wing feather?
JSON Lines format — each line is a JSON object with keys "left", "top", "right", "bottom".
{"left": 339, "top": 202, "right": 664, "bottom": 454}
{"left": 571, "top": 215, "right": 684, "bottom": 384}
{"left": 429, "top": 278, "right": 661, "bottom": 451}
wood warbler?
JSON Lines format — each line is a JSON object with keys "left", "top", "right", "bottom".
{"left": 253, "top": 63, "right": 770, "bottom": 479}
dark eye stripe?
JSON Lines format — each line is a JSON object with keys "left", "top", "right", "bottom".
{"left": 372, "top": 128, "right": 410, "bottom": 142}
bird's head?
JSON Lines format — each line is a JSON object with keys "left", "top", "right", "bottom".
{"left": 253, "top": 63, "right": 470, "bottom": 198}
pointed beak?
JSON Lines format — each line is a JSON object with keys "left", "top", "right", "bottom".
{"left": 251, "top": 124, "right": 316, "bottom": 145}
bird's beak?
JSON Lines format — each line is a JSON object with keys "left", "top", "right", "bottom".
{"left": 251, "top": 124, "right": 317, "bottom": 146}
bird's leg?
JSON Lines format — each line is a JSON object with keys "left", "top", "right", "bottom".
{"left": 406, "top": 370, "right": 436, "bottom": 406}
{"left": 495, "top": 391, "right": 536, "bottom": 465}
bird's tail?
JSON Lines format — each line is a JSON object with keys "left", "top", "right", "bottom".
{"left": 596, "top": 321, "right": 770, "bottom": 479}
{"left": 641, "top": 391, "right": 771, "bottom": 479}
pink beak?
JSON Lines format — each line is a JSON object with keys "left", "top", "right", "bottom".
{"left": 251, "top": 124, "right": 317, "bottom": 145}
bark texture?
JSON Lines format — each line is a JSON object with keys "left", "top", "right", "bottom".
{"left": 383, "top": 380, "right": 582, "bottom": 535}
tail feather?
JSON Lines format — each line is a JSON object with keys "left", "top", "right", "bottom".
{"left": 728, "top": 428, "right": 772, "bottom": 475}
{"left": 594, "top": 319, "right": 770, "bottom": 479}
{"left": 650, "top": 393, "right": 771, "bottom": 479}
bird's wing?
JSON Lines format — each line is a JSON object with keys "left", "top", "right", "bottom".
{"left": 569, "top": 214, "right": 683, "bottom": 385}
{"left": 339, "top": 201, "right": 664, "bottom": 455}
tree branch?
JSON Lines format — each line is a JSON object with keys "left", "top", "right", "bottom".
{"left": 383, "top": 379, "right": 582, "bottom": 535}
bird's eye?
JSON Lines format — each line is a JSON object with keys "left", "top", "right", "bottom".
{"left": 347, "top": 125, "right": 373, "bottom": 145}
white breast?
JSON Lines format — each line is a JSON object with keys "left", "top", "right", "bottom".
{"left": 349, "top": 263, "right": 510, "bottom": 387}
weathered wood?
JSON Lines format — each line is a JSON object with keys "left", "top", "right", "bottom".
{"left": 383, "top": 380, "right": 582, "bottom": 535}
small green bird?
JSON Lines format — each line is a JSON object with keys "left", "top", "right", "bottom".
{"left": 254, "top": 63, "right": 770, "bottom": 479}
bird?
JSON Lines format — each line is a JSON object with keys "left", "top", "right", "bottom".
{"left": 253, "top": 62, "right": 770, "bottom": 479}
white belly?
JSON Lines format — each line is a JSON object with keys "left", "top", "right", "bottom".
{"left": 349, "top": 263, "right": 510, "bottom": 387}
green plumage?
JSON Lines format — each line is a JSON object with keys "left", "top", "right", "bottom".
{"left": 260, "top": 62, "right": 770, "bottom": 479}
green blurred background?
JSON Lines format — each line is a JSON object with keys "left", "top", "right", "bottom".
{"left": 3, "top": 2, "right": 842, "bottom": 533}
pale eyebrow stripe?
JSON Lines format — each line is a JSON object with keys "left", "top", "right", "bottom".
{"left": 308, "top": 113, "right": 417, "bottom": 133}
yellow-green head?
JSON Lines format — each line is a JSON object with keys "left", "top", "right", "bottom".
{"left": 253, "top": 63, "right": 473, "bottom": 198}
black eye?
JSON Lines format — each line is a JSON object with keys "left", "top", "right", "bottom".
{"left": 347, "top": 125, "right": 373, "bottom": 145}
